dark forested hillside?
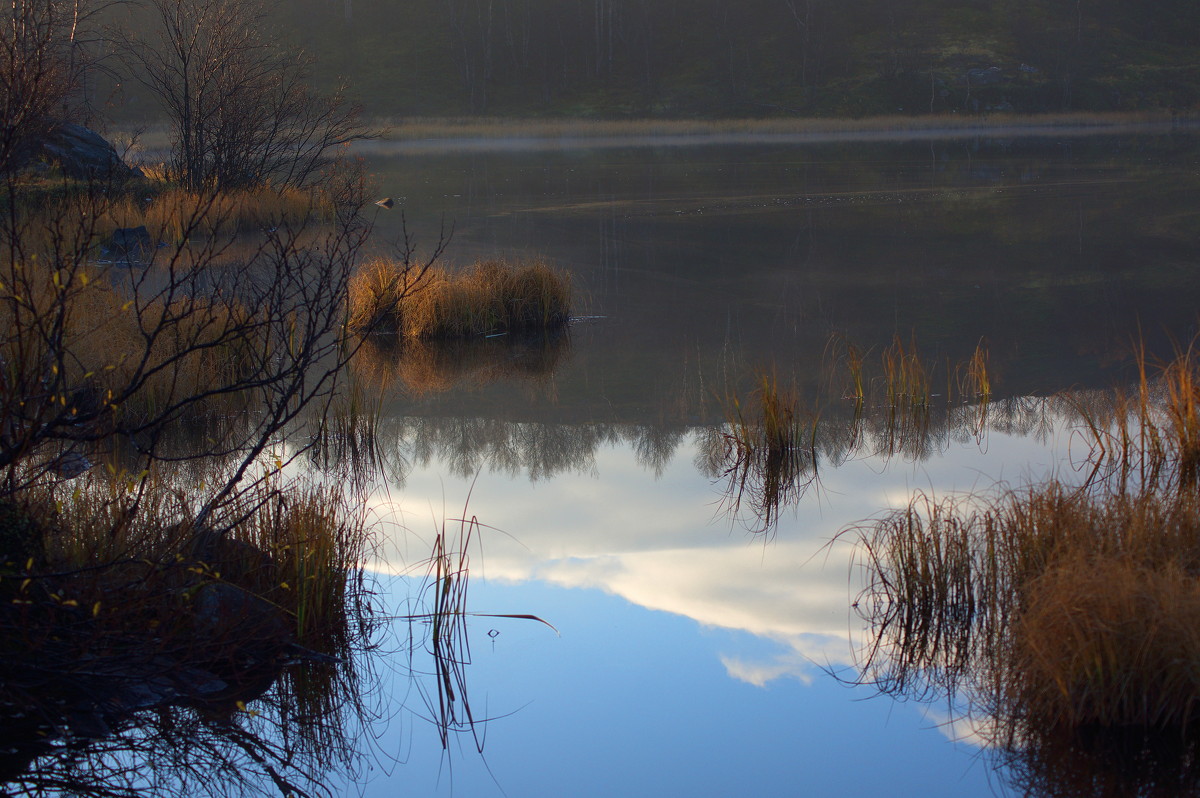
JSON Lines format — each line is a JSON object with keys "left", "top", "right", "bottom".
{"left": 218, "top": 0, "right": 1200, "bottom": 118}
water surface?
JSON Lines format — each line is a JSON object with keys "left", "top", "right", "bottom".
{"left": 350, "top": 131, "right": 1200, "bottom": 795}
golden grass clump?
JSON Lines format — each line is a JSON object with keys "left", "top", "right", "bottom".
{"left": 881, "top": 333, "right": 931, "bottom": 410}
{"left": 348, "top": 258, "right": 572, "bottom": 338}
{"left": 851, "top": 345, "right": 1200, "bottom": 741}
{"left": 720, "top": 371, "right": 819, "bottom": 534}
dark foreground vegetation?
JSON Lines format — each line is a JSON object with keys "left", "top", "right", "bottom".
{"left": 0, "top": 0, "right": 573, "bottom": 791}
{"left": 267, "top": 0, "right": 1200, "bottom": 118}
{"left": 0, "top": 0, "right": 392, "bottom": 794}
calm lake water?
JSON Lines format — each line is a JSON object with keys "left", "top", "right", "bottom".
{"left": 337, "top": 130, "right": 1200, "bottom": 796}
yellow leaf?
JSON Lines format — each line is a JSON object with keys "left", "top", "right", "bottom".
{"left": 92, "top": 601, "right": 102, "bottom": 617}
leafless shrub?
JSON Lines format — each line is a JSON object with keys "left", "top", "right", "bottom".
{"left": 114, "top": 0, "right": 366, "bottom": 192}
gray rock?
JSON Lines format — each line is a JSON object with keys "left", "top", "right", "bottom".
{"left": 37, "top": 122, "right": 142, "bottom": 181}
{"left": 105, "top": 225, "right": 155, "bottom": 266}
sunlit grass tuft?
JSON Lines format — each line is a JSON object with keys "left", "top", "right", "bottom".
{"left": 348, "top": 258, "right": 572, "bottom": 339}
{"left": 852, "top": 482, "right": 1200, "bottom": 728}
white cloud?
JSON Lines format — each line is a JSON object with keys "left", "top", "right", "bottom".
{"left": 366, "top": 423, "right": 1067, "bottom": 690}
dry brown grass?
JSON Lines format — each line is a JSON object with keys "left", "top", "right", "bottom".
{"left": 2, "top": 260, "right": 271, "bottom": 425}
{"left": 848, "top": 341, "right": 1200, "bottom": 759}
{"left": 346, "top": 256, "right": 418, "bottom": 333}
{"left": 237, "top": 482, "right": 371, "bottom": 651}
{"left": 720, "top": 371, "right": 820, "bottom": 534}
{"left": 1009, "top": 553, "right": 1200, "bottom": 731}
{"left": 101, "top": 185, "right": 330, "bottom": 242}
{"left": 1074, "top": 341, "right": 1200, "bottom": 491}
{"left": 23, "top": 461, "right": 372, "bottom": 657}
{"left": 854, "top": 478, "right": 1200, "bottom": 744}
{"left": 348, "top": 258, "right": 572, "bottom": 339}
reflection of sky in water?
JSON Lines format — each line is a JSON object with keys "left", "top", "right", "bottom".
{"left": 359, "top": 415, "right": 1072, "bottom": 795}
{"left": 338, "top": 137, "right": 1197, "bottom": 794}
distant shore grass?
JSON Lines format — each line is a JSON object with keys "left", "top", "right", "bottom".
{"left": 11, "top": 172, "right": 334, "bottom": 248}
{"left": 102, "top": 184, "right": 332, "bottom": 240}
{"left": 374, "top": 111, "right": 1187, "bottom": 143}
{"left": 348, "top": 258, "right": 572, "bottom": 339}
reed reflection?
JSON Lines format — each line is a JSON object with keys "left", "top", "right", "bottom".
{"left": 353, "top": 328, "right": 570, "bottom": 397}
{"left": 845, "top": 348, "right": 1200, "bottom": 798}
{"left": 705, "top": 339, "right": 999, "bottom": 534}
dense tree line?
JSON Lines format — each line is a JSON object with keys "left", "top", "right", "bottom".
{"left": 276, "top": 0, "right": 1200, "bottom": 117}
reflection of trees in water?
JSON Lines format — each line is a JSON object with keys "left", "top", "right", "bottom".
{"left": 5, "top": 679, "right": 370, "bottom": 798}
{"left": 623, "top": 423, "right": 688, "bottom": 479}
{"left": 699, "top": 394, "right": 1078, "bottom": 534}
{"left": 702, "top": 384, "right": 1170, "bottom": 535}
{"left": 383, "top": 416, "right": 691, "bottom": 482}
{"left": 330, "top": 391, "right": 1121, "bottom": 495}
